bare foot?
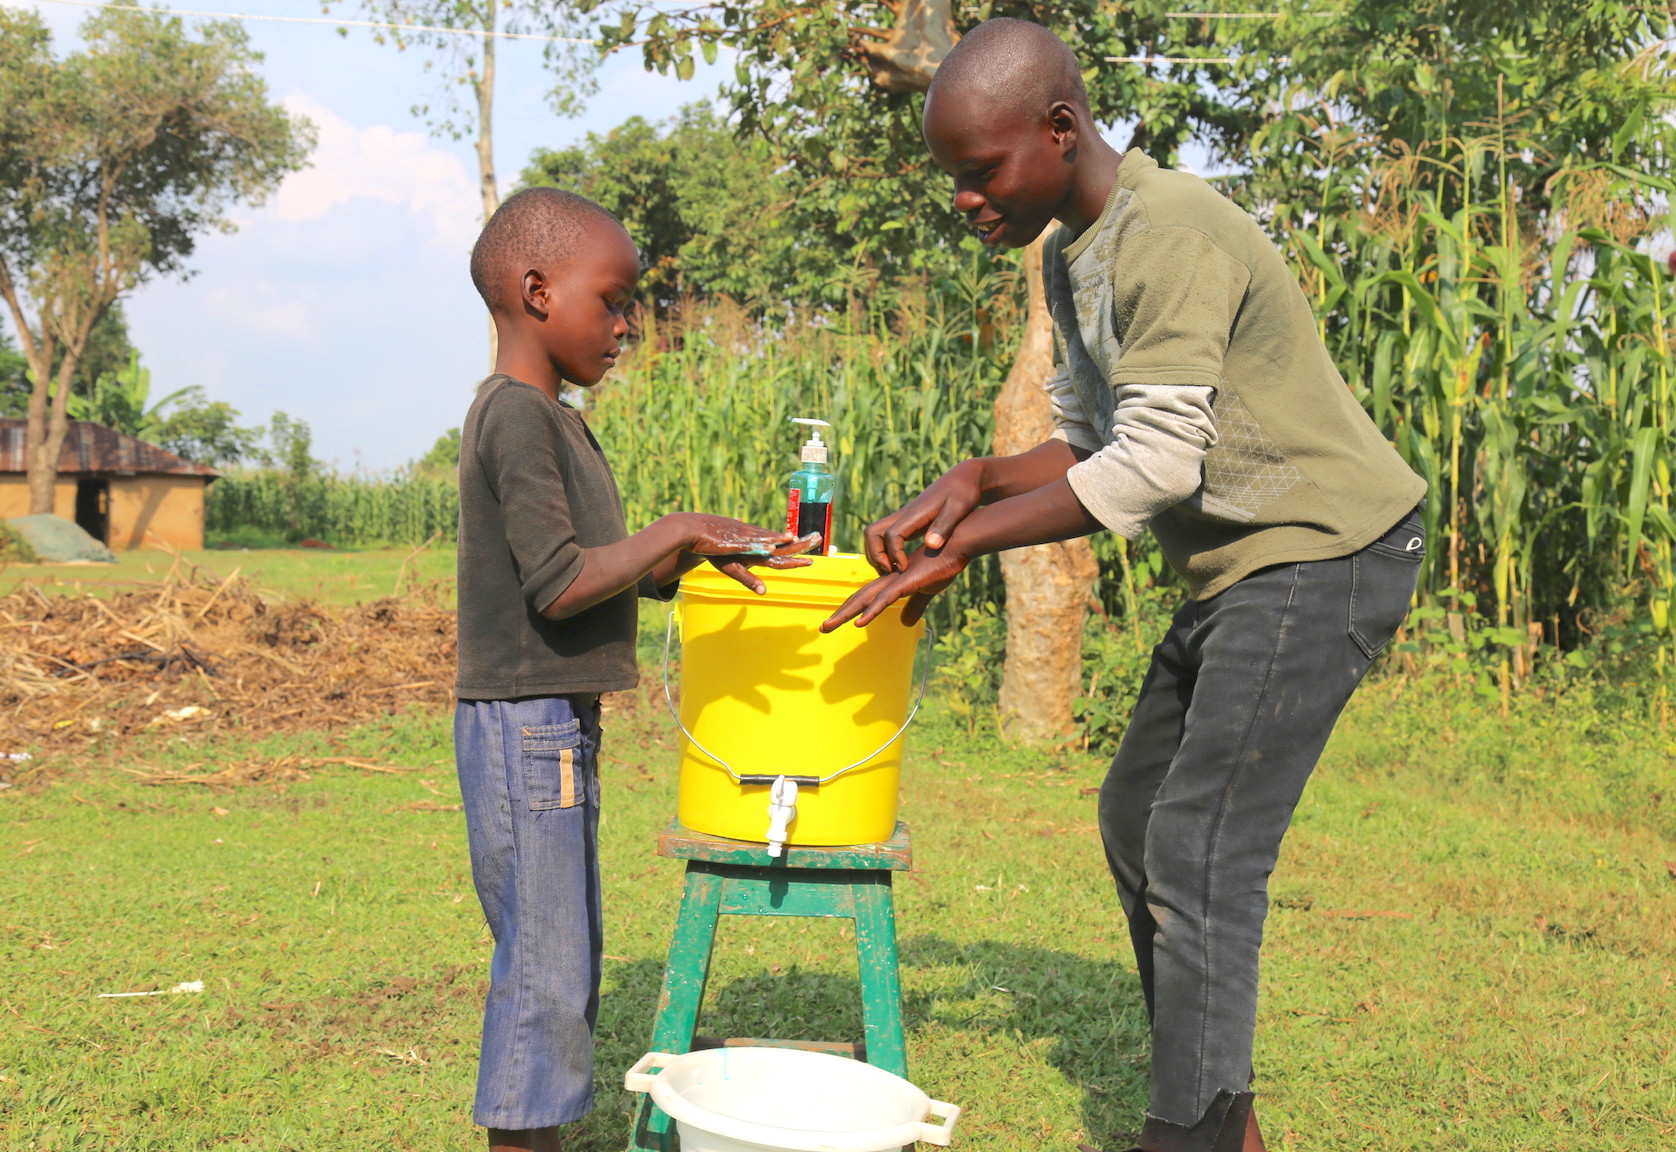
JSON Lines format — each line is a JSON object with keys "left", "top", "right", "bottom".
{"left": 489, "top": 1127, "right": 562, "bottom": 1152}
{"left": 1243, "top": 1106, "right": 1267, "bottom": 1152}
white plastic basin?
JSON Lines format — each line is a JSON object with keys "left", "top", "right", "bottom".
{"left": 625, "top": 1047, "right": 961, "bottom": 1151}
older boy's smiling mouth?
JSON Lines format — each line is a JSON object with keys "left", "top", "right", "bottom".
{"left": 973, "top": 216, "right": 1004, "bottom": 242}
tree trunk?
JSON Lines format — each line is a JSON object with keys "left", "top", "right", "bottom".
{"left": 26, "top": 359, "right": 78, "bottom": 516}
{"left": 475, "top": 5, "right": 500, "bottom": 370}
{"left": 993, "top": 236, "right": 1098, "bottom": 744}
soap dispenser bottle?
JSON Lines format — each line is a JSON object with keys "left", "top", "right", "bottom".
{"left": 786, "top": 417, "right": 834, "bottom": 555}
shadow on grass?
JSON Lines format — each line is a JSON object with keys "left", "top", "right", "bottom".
{"left": 569, "top": 937, "right": 1151, "bottom": 1151}
{"left": 902, "top": 935, "right": 1152, "bottom": 1147}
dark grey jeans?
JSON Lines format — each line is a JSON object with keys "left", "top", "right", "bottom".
{"left": 1099, "top": 507, "right": 1424, "bottom": 1151}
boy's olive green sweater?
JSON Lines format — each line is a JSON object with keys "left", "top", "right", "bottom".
{"left": 1044, "top": 150, "right": 1425, "bottom": 599}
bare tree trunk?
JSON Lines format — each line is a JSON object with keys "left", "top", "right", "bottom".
{"left": 993, "top": 237, "right": 1099, "bottom": 744}
{"left": 475, "top": 3, "right": 500, "bottom": 370}
{"left": 26, "top": 359, "right": 78, "bottom": 516}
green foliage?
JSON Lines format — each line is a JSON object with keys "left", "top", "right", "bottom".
{"left": 0, "top": 4, "right": 311, "bottom": 497}
{"left": 1236, "top": 0, "right": 1676, "bottom": 230}
{"left": 1280, "top": 134, "right": 1676, "bottom": 666}
{"left": 207, "top": 470, "right": 460, "bottom": 548}
{"left": 587, "top": 269, "right": 1019, "bottom": 637}
{"left": 66, "top": 350, "right": 191, "bottom": 440}
{"left": 409, "top": 427, "right": 461, "bottom": 480}
{"left": 266, "top": 411, "right": 319, "bottom": 478}
{"left": 150, "top": 396, "right": 265, "bottom": 468}
{"left": 2, "top": 660, "right": 1671, "bottom": 1149}
{"left": 0, "top": 308, "right": 135, "bottom": 419}
{"left": 0, "top": 521, "right": 37, "bottom": 564}
{"left": 519, "top": 102, "right": 853, "bottom": 314}
{"left": 585, "top": 0, "right": 1314, "bottom": 307}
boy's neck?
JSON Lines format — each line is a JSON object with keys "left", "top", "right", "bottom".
{"left": 1055, "top": 133, "right": 1125, "bottom": 241}
{"left": 493, "top": 334, "right": 565, "bottom": 402}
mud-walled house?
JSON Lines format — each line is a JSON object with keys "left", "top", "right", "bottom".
{"left": 0, "top": 421, "right": 218, "bottom": 550}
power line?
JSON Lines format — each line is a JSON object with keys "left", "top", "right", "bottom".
{"left": 30, "top": 0, "right": 599, "bottom": 45}
{"left": 1107, "top": 55, "right": 1285, "bottom": 64}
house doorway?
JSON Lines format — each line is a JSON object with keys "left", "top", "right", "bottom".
{"left": 75, "top": 479, "right": 109, "bottom": 545}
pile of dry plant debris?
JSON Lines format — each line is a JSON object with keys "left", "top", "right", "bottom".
{"left": 0, "top": 561, "right": 455, "bottom": 783}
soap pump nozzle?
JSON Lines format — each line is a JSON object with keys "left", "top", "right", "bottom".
{"left": 791, "top": 417, "right": 831, "bottom": 464}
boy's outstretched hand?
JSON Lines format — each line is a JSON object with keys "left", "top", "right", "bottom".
{"left": 680, "top": 516, "right": 818, "bottom": 595}
{"left": 821, "top": 545, "right": 968, "bottom": 631}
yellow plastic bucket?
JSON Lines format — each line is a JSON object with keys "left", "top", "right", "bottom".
{"left": 668, "top": 554, "right": 926, "bottom": 847}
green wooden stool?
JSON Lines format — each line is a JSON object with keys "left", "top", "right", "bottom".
{"left": 627, "top": 819, "right": 913, "bottom": 1152}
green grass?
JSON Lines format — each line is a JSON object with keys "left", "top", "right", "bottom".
{"left": 0, "top": 546, "right": 458, "bottom": 607}
{"left": 3, "top": 641, "right": 1671, "bottom": 1150}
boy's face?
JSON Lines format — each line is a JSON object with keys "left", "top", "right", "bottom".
{"left": 922, "top": 88, "right": 1075, "bottom": 249}
{"left": 533, "top": 224, "right": 641, "bottom": 388}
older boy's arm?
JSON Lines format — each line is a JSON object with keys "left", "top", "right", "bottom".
{"left": 827, "top": 478, "right": 1101, "bottom": 630}
{"left": 866, "top": 439, "right": 1090, "bottom": 571}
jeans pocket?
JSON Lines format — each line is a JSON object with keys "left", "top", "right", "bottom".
{"left": 521, "top": 718, "right": 584, "bottom": 811}
{"left": 1348, "top": 546, "right": 1424, "bottom": 661}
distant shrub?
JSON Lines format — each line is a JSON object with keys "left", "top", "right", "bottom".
{"left": 0, "top": 522, "right": 38, "bottom": 564}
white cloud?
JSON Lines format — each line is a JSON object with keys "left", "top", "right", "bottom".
{"left": 273, "top": 94, "right": 479, "bottom": 249}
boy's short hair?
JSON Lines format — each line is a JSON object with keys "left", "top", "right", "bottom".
{"left": 470, "top": 187, "right": 627, "bottom": 312}
{"left": 929, "top": 18, "right": 1089, "bottom": 116}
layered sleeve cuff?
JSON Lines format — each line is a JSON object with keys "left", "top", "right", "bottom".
{"left": 1063, "top": 382, "right": 1217, "bottom": 538}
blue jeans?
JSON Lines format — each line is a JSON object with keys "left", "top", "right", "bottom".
{"left": 454, "top": 694, "right": 604, "bottom": 1130}
{"left": 1099, "top": 508, "right": 1424, "bottom": 1151}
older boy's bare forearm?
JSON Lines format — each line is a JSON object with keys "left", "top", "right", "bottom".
{"left": 951, "top": 474, "right": 1104, "bottom": 555}
{"left": 975, "top": 439, "right": 1090, "bottom": 503}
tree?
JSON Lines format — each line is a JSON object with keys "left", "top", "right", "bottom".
{"left": 0, "top": 306, "right": 136, "bottom": 419}
{"left": 520, "top": 101, "right": 858, "bottom": 313}
{"left": 150, "top": 398, "right": 266, "bottom": 469}
{"left": 66, "top": 350, "right": 192, "bottom": 442}
{"left": 601, "top": 0, "right": 1230, "bottom": 742}
{"left": 63, "top": 347, "right": 264, "bottom": 468}
{"left": 330, "top": 0, "right": 603, "bottom": 363}
{"left": 0, "top": 6, "right": 310, "bottom": 515}
{"left": 411, "top": 426, "right": 462, "bottom": 478}
{"left": 597, "top": 0, "right": 1675, "bottom": 736}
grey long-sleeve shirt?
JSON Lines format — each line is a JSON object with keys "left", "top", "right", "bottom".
{"left": 455, "top": 375, "right": 662, "bottom": 700}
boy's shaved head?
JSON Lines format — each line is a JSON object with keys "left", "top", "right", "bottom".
{"left": 470, "top": 186, "right": 628, "bottom": 312}
{"left": 928, "top": 18, "right": 1088, "bottom": 117}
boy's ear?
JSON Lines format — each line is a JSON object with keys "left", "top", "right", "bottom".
{"left": 1048, "top": 101, "right": 1080, "bottom": 154}
{"left": 520, "top": 268, "right": 550, "bottom": 319}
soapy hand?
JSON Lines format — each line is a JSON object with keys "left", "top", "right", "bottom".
{"left": 679, "top": 516, "right": 817, "bottom": 595}
{"left": 821, "top": 544, "right": 968, "bottom": 631}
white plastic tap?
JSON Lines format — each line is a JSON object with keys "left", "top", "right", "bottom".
{"left": 765, "top": 776, "right": 800, "bottom": 858}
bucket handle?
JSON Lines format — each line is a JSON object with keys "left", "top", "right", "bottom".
{"left": 919, "top": 1099, "right": 962, "bottom": 1146}
{"left": 661, "top": 609, "right": 935, "bottom": 786}
{"left": 623, "top": 1051, "right": 677, "bottom": 1094}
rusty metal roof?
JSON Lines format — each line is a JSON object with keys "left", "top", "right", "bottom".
{"left": 0, "top": 420, "right": 219, "bottom": 478}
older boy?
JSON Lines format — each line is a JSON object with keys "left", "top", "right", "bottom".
{"left": 457, "top": 187, "right": 807, "bottom": 1152}
{"left": 822, "top": 19, "right": 1425, "bottom": 1152}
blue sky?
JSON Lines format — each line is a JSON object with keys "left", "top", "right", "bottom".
{"left": 6, "top": 0, "right": 737, "bottom": 473}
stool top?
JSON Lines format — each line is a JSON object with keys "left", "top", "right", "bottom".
{"left": 657, "top": 820, "right": 912, "bottom": 871}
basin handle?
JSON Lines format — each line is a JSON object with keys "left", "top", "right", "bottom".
{"left": 919, "top": 1099, "right": 962, "bottom": 1146}
{"left": 623, "top": 1051, "right": 676, "bottom": 1094}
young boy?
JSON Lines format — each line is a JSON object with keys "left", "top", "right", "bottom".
{"left": 456, "top": 187, "right": 808, "bottom": 1152}
{"left": 822, "top": 19, "right": 1426, "bottom": 1152}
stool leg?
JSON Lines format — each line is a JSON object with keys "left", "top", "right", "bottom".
{"left": 630, "top": 864, "right": 725, "bottom": 1152}
{"left": 852, "top": 872, "right": 908, "bottom": 1080}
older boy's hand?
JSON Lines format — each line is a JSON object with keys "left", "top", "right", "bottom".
{"left": 865, "top": 460, "right": 984, "bottom": 574}
{"left": 821, "top": 546, "right": 967, "bottom": 631}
